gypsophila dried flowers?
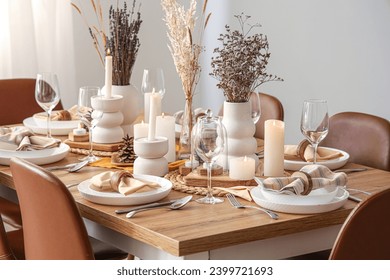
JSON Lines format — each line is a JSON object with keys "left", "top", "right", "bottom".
{"left": 210, "top": 14, "right": 283, "bottom": 103}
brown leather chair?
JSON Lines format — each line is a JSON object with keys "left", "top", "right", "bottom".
{"left": 0, "top": 78, "right": 63, "bottom": 126}
{"left": 0, "top": 215, "right": 15, "bottom": 260}
{"left": 321, "top": 112, "right": 390, "bottom": 171}
{"left": 0, "top": 78, "right": 63, "bottom": 259}
{"left": 329, "top": 187, "right": 390, "bottom": 260}
{"left": 10, "top": 157, "right": 128, "bottom": 260}
{"left": 219, "top": 92, "right": 284, "bottom": 139}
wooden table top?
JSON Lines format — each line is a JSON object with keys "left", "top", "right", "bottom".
{"left": 1, "top": 146, "right": 390, "bottom": 257}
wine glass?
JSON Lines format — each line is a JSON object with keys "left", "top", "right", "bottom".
{"left": 141, "top": 68, "right": 165, "bottom": 123}
{"left": 35, "top": 73, "right": 60, "bottom": 138}
{"left": 193, "top": 110, "right": 226, "bottom": 204}
{"left": 78, "top": 86, "right": 103, "bottom": 162}
{"left": 249, "top": 92, "right": 261, "bottom": 124}
{"left": 300, "top": 99, "right": 329, "bottom": 164}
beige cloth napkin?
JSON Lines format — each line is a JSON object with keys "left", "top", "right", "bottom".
{"left": 34, "top": 105, "right": 80, "bottom": 121}
{"left": 262, "top": 165, "right": 347, "bottom": 195}
{"left": 284, "top": 140, "right": 343, "bottom": 162}
{"left": 0, "top": 126, "right": 61, "bottom": 151}
{"left": 90, "top": 171, "right": 161, "bottom": 196}
{"left": 214, "top": 186, "right": 255, "bottom": 201}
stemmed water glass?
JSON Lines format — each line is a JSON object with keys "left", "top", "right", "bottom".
{"left": 141, "top": 68, "right": 165, "bottom": 122}
{"left": 193, "top": 110, "right": 226, "bottom": 204}
{"left": 300, "top": 99, "right": 329, "bottom": 164}
{"left": 35, "top": 73, "right": 60, "bottom": 138}
{"left": 249, "top": 92, "right": 261, "bottom": 124}
{"left": 78, "top": 86, "right": 103, "bottom": 163}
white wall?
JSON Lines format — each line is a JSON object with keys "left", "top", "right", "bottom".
{"left": 71, "top": 0, "right": 390, "bottom": 144}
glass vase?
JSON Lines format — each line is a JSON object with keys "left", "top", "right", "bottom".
{"left": 178, "top": 98, "right": 194, "bottom": 160}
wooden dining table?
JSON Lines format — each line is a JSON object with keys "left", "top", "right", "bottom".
{"left": 1, "top": 141, "right": 390, "bottom": 259}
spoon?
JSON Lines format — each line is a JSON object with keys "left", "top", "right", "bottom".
{"left": 126, "top": 195, "right": 193, "bottom": 218}
{"left": 68, "top": 159, "right": 89, "bottom": 172}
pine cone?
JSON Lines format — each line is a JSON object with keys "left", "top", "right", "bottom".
{"left": 117, "top": 135, "right": 137, "bottom": 163}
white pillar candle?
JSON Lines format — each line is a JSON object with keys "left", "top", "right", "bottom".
{"left": 229, "top": 156, "right": 255, "bottom": 180}
{"left": 156, "top": 113, "right": 176, "bottom": 162}
{"left": 264, "top": 119, "right": 285, "bottom": 177}
{"left": 104, "top": 50, "right": 112, "bottom": 99}
{"left": 148, "top": 94, "right": 158, "bottom": 141}
{"left": 133, "top": 121, "right": 149, "bottom": 139}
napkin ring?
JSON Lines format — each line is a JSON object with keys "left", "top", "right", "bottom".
{"left": 297, "top": 139, "right": 310, "bottom": 161}
{"left": 110, "top": 170, "right": 133, "bottom": 192}
{"left": 291, "top": 170, "right": 313, "bottom": 195}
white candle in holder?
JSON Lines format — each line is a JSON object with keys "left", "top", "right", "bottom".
{"left": 264, "top": 119, "right": 285, "bottom": 177}
{"left": 156, "top": 113, "right": 176, "bottom": 162}
{"left": 134, "top": 121, "right": 149, "bottom": 139}
{"left": 148, "top": 94, "right": 158, "bottom": 141}
{"left": 229, "top": 156, "right": 255, "bottom": 180}
{"left": 104, "top": 50, "right": 112, "bottom": 99}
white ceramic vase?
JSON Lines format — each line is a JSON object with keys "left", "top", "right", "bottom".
{"left": 220, "top": 101, "right": 258, "bottom": 169}
{"left": 111, "top": 84, "right": 142, "bottom": 137}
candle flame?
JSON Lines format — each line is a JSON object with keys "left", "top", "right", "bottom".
{"left": 161, "top": 112, "right": 165, "bottom": 118}
{"left": 244, "top": 156, "right": 248, "bottom": 161}
{"left": 106, "top": 48, "right": 111, "bottom": 56}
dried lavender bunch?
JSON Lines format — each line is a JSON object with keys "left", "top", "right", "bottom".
{"left": 210, "top": 14, "right": 283, "bottom": 103}
{"left": 107, "top": 1, "right": 142, "bottom": 85}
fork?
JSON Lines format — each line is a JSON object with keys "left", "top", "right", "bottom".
{"left": 226, "top": 193, "right": 279, "bottom": 220}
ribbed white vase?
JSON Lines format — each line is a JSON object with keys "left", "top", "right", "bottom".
{"left": 112, "top": 84, "right": 141, "bottom": 137}
{"left": 220, "top": 101, "right": 258, "bottom": 169}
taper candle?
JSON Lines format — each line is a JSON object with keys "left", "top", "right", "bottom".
{"left": 104, "top": 49, "right": 112, "bottom": 99}
{"left": 148, "top": 94, "right": 158, "bottom": 141}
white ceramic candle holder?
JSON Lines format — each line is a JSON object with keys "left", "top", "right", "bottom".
{"left": 133, "top": 136, "right": 169, "bottom": 176}
{"left": 91, "top": 95, "right": 124, "bottom": 144}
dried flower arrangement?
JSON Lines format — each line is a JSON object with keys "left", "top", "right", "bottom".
{"left": 210, "top": 14, "right": 283, "bottom": 103}
{"left": 161, "top": 0, "right": 211, "bottom": 158}
{"left": 71, "top": 0, "right": 142, "bottom": 85}
{"left": 161, "top": 0, "right": 210, "bottom": 104}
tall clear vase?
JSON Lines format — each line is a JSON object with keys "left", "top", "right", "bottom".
{"left": 178, "top": 98, "right": 194, "bottom": 160}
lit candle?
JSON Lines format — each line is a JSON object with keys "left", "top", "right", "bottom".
{"left": 133, "top": 121, "right": 149, "bottom": 139}
{"left": 156, "top": 113, "right": 176, "bottom": 162}
{"left": 73, "top": 123, "right": 87, "bottom": 135}
{"left": 104, "top": 49, "right": 112, "bottom": 99}
{"left": 264, "top": 119, "right": 285, "bottom": 177}
{"left": 229, "top": 156, "right": 255, "bottom": 180}
{"left": 144, "top": 88, "right": 162, "bottom": 123}
{"left": 148, "top": 93, "right": 158, "bottom": 141}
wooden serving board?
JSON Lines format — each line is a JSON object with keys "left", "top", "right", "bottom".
{"left": 64, "top": 139, "right": 122, "bottom": 152}
{"left": 183, "top": 171, "right": 257, "bottom": 188}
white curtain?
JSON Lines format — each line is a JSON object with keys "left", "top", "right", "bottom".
{"left": 0, "top": 0, "right": 76, "bottom": 108}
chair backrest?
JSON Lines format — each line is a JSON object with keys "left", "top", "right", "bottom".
{"left": 0, "top": 215, "right": 15, "bottom": 260}
{"left": 219, "top": 93, "right": 284, "bottom": 139}
{"left": 10, "top": 157, "right": 94, "bottom": 260}
{"left": 329, "top": 187, "right": 390, "bottom": 260}
{"left": 320, "top": 112, "right": 390, "bottom": 171}
{"left": 0, "top": 78, "right": 63, "bottom": 125}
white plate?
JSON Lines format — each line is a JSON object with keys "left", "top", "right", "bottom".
{"left": 0, "top": 143, "right": 70, "bottom": 166}
{"left": 284, "top": 147, "right": 349, "bottom": 171}
{"left": 32, "top": 112, "right": 80, "bottom": 129}
{"left": 250, "top": 186, "right": 349, "bottom": 214}
{"left": 23, "top": 117, "right": 78, "bottom": 136}
{"left": 77, "top": 174, "right": 173, "bottom": 206}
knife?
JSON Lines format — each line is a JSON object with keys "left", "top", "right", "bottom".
{"left": 115, "top": 200, "right": 177, "bottom": 214}
{"left": 348, "top": 195, "right": 362, "bottom": 203}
